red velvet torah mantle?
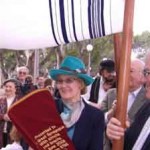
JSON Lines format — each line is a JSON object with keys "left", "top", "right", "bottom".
{"left": 8, "top": 89, "right": 75, "bottom": 150}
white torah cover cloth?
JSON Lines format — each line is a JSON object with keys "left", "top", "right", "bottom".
{"left": 0, "top": 0, "right": 124, "bottom": 50}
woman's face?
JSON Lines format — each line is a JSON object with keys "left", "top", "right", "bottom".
{"left": 4, "top": 82, "right": 16, "bottom": 97}
{"left": 56, "top": 75, "right": 83, "bottom": 102}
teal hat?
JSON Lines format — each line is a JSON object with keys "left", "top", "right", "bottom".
{"left": 49, "top": 56, "right": 94, "bottom": 86}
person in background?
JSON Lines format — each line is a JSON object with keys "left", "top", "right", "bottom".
{"left": 16, "top": 66, "right": 29, "bottom": 85}
{"left": 44, "top": 78, "right": 54, "bottom": 95}
{"left": 1, "top": 125, "right": 23, "bottom": 150}
{"left": 49, "top": 56, "right": 104, "bottom": 150}
{"left": 36, "top": 76, "right": 45, "bottom": 89}
{"left": 106, "top": 52, "right": 150, "bottom": 150}
{"left": 0, "top": 79, "right": 20, "bottom": 148}
{"left": 101, "top": 58, "right": 146, "bottom": 123}
{"left": 21, "top": 75, "right": 38, "bottom": 95}
{"left": 82, "top": 58, "right": 116, "bottom": 106}
{"left": 0, "top": 89, "right": 5, "bottom": 98}
{"left": 101, "top": 58, "right": 147, "bottom": 150}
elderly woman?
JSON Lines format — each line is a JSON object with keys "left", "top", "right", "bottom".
{"left": 49, "top": 56, "right": 104, "bottom": 150}
{"left": 0, "top": 79, "right": 20, "bottom": 148}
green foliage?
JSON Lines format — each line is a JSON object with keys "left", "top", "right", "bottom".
{"left": 0, "top": 31, "right": 150, "bottom": 81}
{"left": 133, "top": 31, "right": 150, "bottom": 59}
{"left": 0, "top": 51, "right": 17, "bottom": 72}
{"left": 91, "top": 36, "right": 114, "bottom": 72}
{"left": 65, "top": 48, "right": 79, "bottom": 57}
{"left": 134, "top": 31, "right": 150, "bottom": 50}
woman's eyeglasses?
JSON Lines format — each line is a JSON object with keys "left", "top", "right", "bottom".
{"left": 56, "top": 77, "right": 77, "bottom": 85}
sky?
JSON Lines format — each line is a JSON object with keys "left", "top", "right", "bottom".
{"left": 134, "top": 0, "right": 150, "bottom": 35}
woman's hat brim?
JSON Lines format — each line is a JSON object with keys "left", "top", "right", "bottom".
{"left": 50, "top": 69, "right": 94, "bottom": 86}
{"left": 3, "top": 78, "right": 21, "bottom": 86}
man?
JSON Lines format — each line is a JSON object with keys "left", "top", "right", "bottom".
{"left": 101, "top": 58, "right": 146, "bottom": 124}
{"left": 16, "top": 66, "right": 29, "bottom": 85}
{"left": 36, "top": 76, "right": 45, "bottom": 89}
{"left": 101, "top": 58, "right": 147, "bottom": 150}
{"left": 107, "top": 52, "right": 150, "bottom": 150}
{"left": 83, "top": 58, "right": 116, "bottom": 105}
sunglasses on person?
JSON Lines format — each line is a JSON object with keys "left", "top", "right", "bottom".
{"left": 19, "top": 71, "right": 27, "bottom": 75}
{"left": 143, "top": 69, "right": 150, "bottom": 77}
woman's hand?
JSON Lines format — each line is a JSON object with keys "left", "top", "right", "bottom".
{"left": 3, "top": 114, "right": 11, "bottom": 121}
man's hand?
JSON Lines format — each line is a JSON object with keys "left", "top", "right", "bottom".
{"left": 106, "top": 117, "right": 130, "bottom": 140}
{"left": 107, "top": 100, "right": 117, "bottom": 121}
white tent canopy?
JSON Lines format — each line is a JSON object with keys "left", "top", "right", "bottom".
{"left": 0, "top": 0, "right": 124, "bottom": 50}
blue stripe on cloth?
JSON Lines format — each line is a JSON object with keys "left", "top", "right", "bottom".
{"left": 88, "top": 0, "right": 105, "bottom": 38}
{"left": 48, "top": 0, "right": 59, "bottom": 45}
{"left": 101, "top": 0, "right": 105, "bottom": 36}
{"left": 88, "top": 0, "right": 93, "bottom": 39}
{"left": 71, "top": 0, "right": 78, "bottom": 41}
{"left": 59, "top": 0, "right": 69, "bottom": 43}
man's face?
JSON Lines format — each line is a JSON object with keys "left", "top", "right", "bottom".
{"left": 144, "top": 58, "right": 150, "bottom": 99}
{"left": 37, "top": 77, "right": 45, "bottom": 87}
{"left": 129, "top": 62, "right": 144, "bottom": 91}
{"left": 101, "top": 69, "right": 116, "bottom": 82}
{"left": 17, "top": 69, "right": 28, "bottom": 81}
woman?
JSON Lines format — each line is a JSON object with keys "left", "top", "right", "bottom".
{"left": 50, "top": 56, "right": 104, "bottom": 150}
{"left": 0, "top": 79, "right": 20, "bottom": 148}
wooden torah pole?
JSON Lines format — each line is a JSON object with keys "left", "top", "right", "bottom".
{"left": 113, "top": 33, "right": 122, "bottom": 85}
{"left": 112, "top": 0, "right": 135, "bottom": 149}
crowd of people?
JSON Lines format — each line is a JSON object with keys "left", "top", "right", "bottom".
{"left": 0, "top": 66, "right": 54, "bottom": 150}
{"left": 0, "top": 51, "right": 150, "bottom": 150}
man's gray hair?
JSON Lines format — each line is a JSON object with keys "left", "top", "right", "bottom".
{"left": 17, "top": 66, "right": 29, "bottom": 74}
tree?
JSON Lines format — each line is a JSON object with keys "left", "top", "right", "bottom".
{"left": 133, "top": 31, "right": 150, "bottom": 59}
{"left": 0, "top": 31, "right": 149, "bottom": 83}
